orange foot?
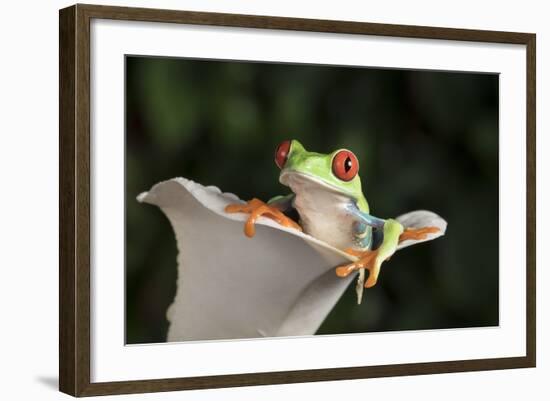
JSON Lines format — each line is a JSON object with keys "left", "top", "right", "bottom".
{"left": 225, "top": 198, "right": 302, "bottom": 237}
{"left": 335, "top": 248, "right": 381, "bottom": 288}
{"left": 399, "top": 226, "right": 439, "bottom": 242}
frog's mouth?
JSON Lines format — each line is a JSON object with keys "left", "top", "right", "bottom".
{"left": 279, "top": 170, "right": 358, "bottom": 201}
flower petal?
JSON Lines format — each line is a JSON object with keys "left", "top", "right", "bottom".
{"left": 138, "top": 178, "right": 353, "bottom": 341}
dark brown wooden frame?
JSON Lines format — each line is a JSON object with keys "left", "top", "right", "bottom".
{"left": 59, "top": 3, "right": 536, "bottom": 397}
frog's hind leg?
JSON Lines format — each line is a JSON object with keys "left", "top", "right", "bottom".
{"left": 335, "top": 219, "right": 403, "bottom": 295}
{"left": 399, "top": 226, "right": 439, "bottom": 242}
{"left": 335, "top": 248, "right": 373, "bottom": 276}
{"left": 335, "top": 248, "right": 381, "bottom": 304}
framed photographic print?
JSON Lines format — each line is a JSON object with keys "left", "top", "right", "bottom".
{"left": 59, "top": 3, "right": 536, "bottom": 397}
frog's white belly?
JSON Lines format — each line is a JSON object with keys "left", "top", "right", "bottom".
{"left": 281, "top": 172, "right": 358, "bottom": 250}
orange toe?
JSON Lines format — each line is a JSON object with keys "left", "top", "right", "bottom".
{"left": 335, "top": 249, "right": 379, "bottom": 286}
{"left": 225, "top": 198, "right": 301, "bottom": 237}
{"left": 399, "top": 226, "right": 439, "bottom": 242}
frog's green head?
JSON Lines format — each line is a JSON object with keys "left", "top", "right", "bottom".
{"left": 275, "top": 139, "right": 365, "bottom": 202}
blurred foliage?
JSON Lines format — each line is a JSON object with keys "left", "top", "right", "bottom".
{"left": 125, "top": 56, "right": 499, "bottom": 344}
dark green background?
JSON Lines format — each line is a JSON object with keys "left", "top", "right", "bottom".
{"left": 125, "top": 56, "right": 499, "bottom": 344}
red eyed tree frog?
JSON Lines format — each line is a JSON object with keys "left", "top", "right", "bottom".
{"left": 225, "top": 139, "right": 438, "bottom": 302}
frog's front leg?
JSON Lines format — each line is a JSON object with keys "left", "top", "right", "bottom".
{"left": 336, "top": 219, "right": 403, "bottom": 288}
{"left": 225, "top": 194, "right": 301, "bottom": 237}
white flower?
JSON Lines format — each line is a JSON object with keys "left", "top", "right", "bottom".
{"left": 138, "top": 178, "right": 447, "bottom": 342}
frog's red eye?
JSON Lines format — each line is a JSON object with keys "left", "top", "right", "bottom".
{"left": 275, "top": 140, "right": 291, "bottom": 169}
{"left": 332, "top": 150, "right": 359, "bottom": 182}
